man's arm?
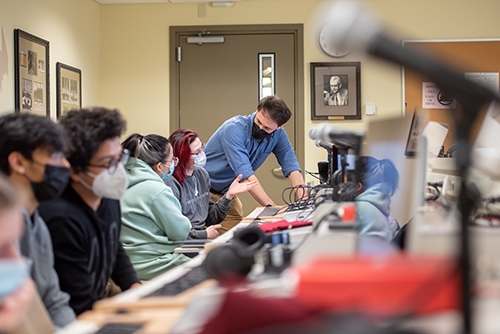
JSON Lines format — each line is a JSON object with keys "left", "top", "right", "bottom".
{"left": 245, "top": 174, "right": 276, "bottom": 207}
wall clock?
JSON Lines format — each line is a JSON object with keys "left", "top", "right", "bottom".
{"left": 318, "top": 23, "right": 350, "bottom": 58}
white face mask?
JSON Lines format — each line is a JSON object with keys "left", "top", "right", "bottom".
{"left": 191, "top": 151, "right": 206, "bottom": 170}
{"left": 81, "top": 163, "right": 129, "bottom": 200}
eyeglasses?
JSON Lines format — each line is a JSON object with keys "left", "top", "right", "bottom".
{"left": 87, "top": 149, "right": 130, "bottom": 174}
{"left": 164, "top": 157, "right": 179, "bottom": 168}
{"left": 191, "top": 143, "right": 206, "bottom": 156}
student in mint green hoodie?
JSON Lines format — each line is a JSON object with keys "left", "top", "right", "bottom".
{"left": 355, "top": 156, "right": 400, "bottom": 242}
{"left": 120, "top": 133, "right": 191, "bottom": 280}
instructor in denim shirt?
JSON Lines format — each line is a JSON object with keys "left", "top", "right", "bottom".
{"left": 204, "top": 95, "right": 305, "bottom": 232}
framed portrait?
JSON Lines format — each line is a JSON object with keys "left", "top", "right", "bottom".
{"left": 56, "top": 62, "right": 82, "bottom": 119}
{"left": 14, "top": 29, "right": 50, "bottom": 116}
{"left": 310, "top": 62, "right": 361, "bottom": 120}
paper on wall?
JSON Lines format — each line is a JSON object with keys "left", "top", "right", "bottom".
{"left": 421, "top": 121, "right": 449, "bottom": 173}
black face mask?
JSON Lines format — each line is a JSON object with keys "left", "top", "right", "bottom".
{"left": 30, "top": 164, "right": 71, "bottom": 202}
{"left": 252, "top": 121, "right": 272, "bottom": 140}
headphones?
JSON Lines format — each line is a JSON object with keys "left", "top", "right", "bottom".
{"left": 331, "top": 169, "right": 344, "bottom": 186}
{"left": 204, "top": 225, "right": 266, "bottom": 281}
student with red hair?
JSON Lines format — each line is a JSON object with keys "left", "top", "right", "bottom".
{"left": 166, "top": 130, "right": 257, "bottom": 239}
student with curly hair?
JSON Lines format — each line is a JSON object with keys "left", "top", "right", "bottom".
{"left": 166, "top": 130, "right": 257, "bottom": 239}
{"left": 120, "top": 133, "right": 191, "bottom": 280}
{"left": 38, "top": 108, "right": 140, "bottom": 316}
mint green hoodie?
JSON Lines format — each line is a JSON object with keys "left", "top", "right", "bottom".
{"left": 120, "top": 158, "right": 191, "bottom": 280}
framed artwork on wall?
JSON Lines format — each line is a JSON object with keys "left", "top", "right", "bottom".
{"left": 310, "top": 62, "right": 361, "bottom": 120}
{"left": 56, "top": 62, "right": 81, "bottom": 119}
{"left": 14, "top": 29, "right": 50, "bottom": 116}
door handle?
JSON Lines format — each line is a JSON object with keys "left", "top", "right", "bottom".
{"left": 272, "top": 167, "right": 286, "bottom": 179}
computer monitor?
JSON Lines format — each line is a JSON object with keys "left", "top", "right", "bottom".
{"left": 470, "top": 101, "right": 500, "bottom": 198}
{"left": 362, "top": 113, "right": 426, "bottom": 227}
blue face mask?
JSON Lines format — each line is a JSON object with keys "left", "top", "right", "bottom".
{"left": 162, "top": 163, "right": 175, "bottom": 180}
{"left": 0, "top": 259, "right": 29, "bottom": 302}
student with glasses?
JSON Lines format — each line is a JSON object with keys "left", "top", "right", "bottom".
{"left": 166, "top": 130, "right": 257, "bottom": 240}
{"left": 38, "top": 108, "right": 141, "bottom": 316}
{"left": 120, "top": 133, "right": 191, "bottom": 280}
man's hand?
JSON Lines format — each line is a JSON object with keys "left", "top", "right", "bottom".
{"left": 226, "top": 174, "right": 259, "bottom": 200}
{"left": 206, "top": 224, "right": 222, "bottom": 239}
{"left": 288, "top": 170, "right": 308, "bottom": 200}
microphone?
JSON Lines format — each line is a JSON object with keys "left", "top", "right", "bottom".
{"left": 323, "top": 1, "right": 500, "bottom": 106}
{"left": 309, "top": 123, "right": 364, "bottom": 150}
{"left": 315, "top": 139, "right": 333, "bottom": 153}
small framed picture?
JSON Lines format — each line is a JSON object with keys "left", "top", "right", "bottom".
{"left": 310, "top": 62, "right": 361, "bottom": 120}
{"left": 56, "top": 62, "right": 82, "bottom": 119}
{"left": 14, "top": 29, "right": 50, "bottom": 116}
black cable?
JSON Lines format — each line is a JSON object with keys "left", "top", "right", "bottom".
{"left": 305, "top": 170, "right": 322, "bottom": 181}
{"left": 426, "top": 181, "right": 442, "bottom": 201}
{"left": 281, "top": 184, "right": 316, "bottom": 212}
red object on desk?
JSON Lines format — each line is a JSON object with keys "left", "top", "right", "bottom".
{"left": 201, "top": 290, "right": 318, "bottom": 334}
{"left": 258, "top": 220, "right": 312, "bottom": 232}
{"left": 295, "top": 254, "right": 460, "bottom": 317}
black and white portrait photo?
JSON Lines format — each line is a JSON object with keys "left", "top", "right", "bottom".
{"left": 311, "top": 62, "right": 361, "bottom": 120}
{"left": 33, "top": 81, "right": 44, "bottom": 112}
{"left": 37, "top": 59, "right": 45, "bottom": 73}
{"left": 323, "top": 74, "right": 349, "bottom": 106}
{"left": 22, "top": 78, "right": 32, "bottom": 110}
{"left": 28, "top": 50, "right": 38, "bottom": 76}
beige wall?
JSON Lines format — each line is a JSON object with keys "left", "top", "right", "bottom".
{"left": 1, "top": 0, "right": 500, "bottom": 182}
{"left": 0, "top": 0, "right": 100, "bottom": 120}
{"left": 99, "top": 0, "right": 500, "bottom": 182}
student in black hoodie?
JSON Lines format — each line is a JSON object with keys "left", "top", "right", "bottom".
{"left": 38, "top": 107, "right": 140, "bottom": 315}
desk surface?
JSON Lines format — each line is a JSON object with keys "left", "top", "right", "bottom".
{"left": 57, "top": 221, "right": 251, "bottom": 334}
{"left": 57, "top": 211, "right": 500, "bottom": 334}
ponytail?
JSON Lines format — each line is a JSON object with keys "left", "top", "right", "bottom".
{"left": 122, "top": 133, "right": 170, "bottom": 167}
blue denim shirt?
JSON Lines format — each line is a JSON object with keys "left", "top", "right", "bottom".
{"left": 204, "top": 112, "right": 301, "bottom": 193}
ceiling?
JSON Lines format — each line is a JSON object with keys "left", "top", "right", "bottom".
{"left": 94, "top": 0, "right": 242, "bottom": 3}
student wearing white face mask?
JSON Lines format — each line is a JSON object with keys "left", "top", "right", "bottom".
{"left": 38, "top": 108, "right": 141, "bottom": 316}
{"left": 166, "top": 130, "right": 257, "bottom": 239}
{"left": 120, "top": 133, "right": 191, "bottom": 280}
